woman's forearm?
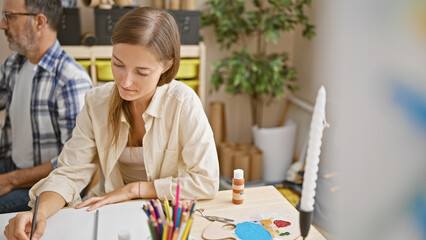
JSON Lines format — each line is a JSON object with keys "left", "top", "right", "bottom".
{"left": 37, "top": 191, "right": 67, "bottom": 219}
{"left": 136, "top": 181, "right": 157, "bottom": 199}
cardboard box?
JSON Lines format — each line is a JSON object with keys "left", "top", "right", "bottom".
{"left": 218, "top": 142, "right": 263, "bottom": 182}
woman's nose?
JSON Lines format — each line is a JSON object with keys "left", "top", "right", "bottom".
{"left": 121, "top": 72, "right": 133, "bottom": 87}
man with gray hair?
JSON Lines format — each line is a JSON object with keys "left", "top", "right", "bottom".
{"left": 0, "top": 0, "right": 92, "bottom": 213}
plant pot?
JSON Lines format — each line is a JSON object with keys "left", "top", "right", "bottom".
{"left": 252, "top": 121, "right": 297, "bottom": 184}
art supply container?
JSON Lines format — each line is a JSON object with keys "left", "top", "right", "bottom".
{"left": 232, "top": 169, "right": 244, "bottom": 204}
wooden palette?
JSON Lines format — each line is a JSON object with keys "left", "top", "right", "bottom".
{"left": 201, "top": 213, "right": 299, "bottom": 240}
{"left": 202, "top": 221, "right": 239, "bottom": 240}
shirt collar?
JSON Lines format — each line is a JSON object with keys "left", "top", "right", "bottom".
{"left": 37, "top": 40, "right": 63, "bottom": 72}
{"left": 116, "top": 80, "right": 171, "bottom": 123}
{"left": 144, "top": 82, "right": 169, "bottom": 119}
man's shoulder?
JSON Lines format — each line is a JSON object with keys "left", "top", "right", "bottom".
{"left": 85, "top": 82, "right": 114, "bottom": 103}
{"left": 55, "top": 52, "right": 91, "bottom": 81}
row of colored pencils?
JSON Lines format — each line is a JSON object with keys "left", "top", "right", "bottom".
{"left": 143, "top": 180, "right": 196, "bottom": 240}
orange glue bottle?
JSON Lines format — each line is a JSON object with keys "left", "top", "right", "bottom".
{"left": 232, "top": 169, "right": 244, "bottom": 204}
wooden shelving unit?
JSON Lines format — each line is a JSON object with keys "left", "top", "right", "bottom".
{"left": 62, "top": 42, "right": 206, "bottom": 108}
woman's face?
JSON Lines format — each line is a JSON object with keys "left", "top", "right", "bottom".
{"left": 111, "top": 43, "right": 170, "bottom": 104}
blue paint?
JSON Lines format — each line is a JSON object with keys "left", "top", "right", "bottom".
{"left": 412, "top": 192, "right": 426, "bottom": 238}
{"left": 392, "top": 81, "right": 426, "bottom": 133}
{"left": 235, "top": 221, "right": 272, "bottom": 240}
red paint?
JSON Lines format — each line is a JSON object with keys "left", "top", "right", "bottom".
{"left": 273, "top": 220, "right": 291, "bottom": 228}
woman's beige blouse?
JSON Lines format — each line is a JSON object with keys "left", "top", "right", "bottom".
{"left": 29, "top": 81, "right": 219, "bottom": 207}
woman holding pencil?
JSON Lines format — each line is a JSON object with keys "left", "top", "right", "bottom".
{"left": 4, "top": 7, "right": 219, "bottom": 240}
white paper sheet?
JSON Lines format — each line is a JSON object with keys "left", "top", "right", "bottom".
{"left": 0, "top": 201, "right": 150, "bottom": 240}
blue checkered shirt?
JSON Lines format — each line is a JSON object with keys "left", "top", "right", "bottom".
{"left": 0, "top": 40, "right": 93, "bottom": 169}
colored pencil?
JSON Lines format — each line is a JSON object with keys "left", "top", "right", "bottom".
{"left": 175, "top": 202, "right": 182, "bottom": 229}
{"left": 153, "top": 201, "right": 162, "bottom": 222}
{"left": 156, "top": 199, "right": 165, "bottom": 222}
{"left": 164, "top": 197, "right": 172, "bottom": 221}
{"left": 149, "top": 205, "right": 158, "bottom": 223}
{"left": 144, "top": 180, "right": 196, "bottom": 240}
{"left": 30, "top": 196, "right": 40, "bottom": 240}
{"left": 180, "top": 215, "right": 193, "bottom": 240}
{"left": 148, "top": 219, "right": 156, "bottom": 240}
{"left": 174, "top": 180, "right": 180, "bottom": 229}
{"left": 181, "top": 200, "right": 188, "bottom": 216}
{"left": 189, "top": 200, "right": 196, "bottom": 216}
{"left": 94, "top": 209, "right": 99, "bottom": 240}
{"left": 158, "top": 218, "right": 164, "bottom": 236}
{"left": 143, "top": 205, "right": 150, "bottom": 218}
{"left": 176, "top": 213, "right": 188, "bottom": 240}
{"left": 152, "top": 216, "right": 161, "bottom": 240}
{"left": 166, "top": 221, "right": 174, "bottom": 240}
{"left": 171, "top": 227, "right": 179, "bottom": 240}
{"left": 162, "top": 220, "right": 169, "bottom": 240}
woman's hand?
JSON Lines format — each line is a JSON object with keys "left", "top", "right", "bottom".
{"left": 75, "top": 182, "right": 139, "bottom": 211}
{"left": 4, "top": 211, "right": 47, "bottom": 240}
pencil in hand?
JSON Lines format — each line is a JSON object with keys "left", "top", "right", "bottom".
{"left": 30, "top": 195, "right": 40, "bottom": 240}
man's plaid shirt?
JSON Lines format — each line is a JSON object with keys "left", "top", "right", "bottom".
{"left": 0, "top": 41, "right": 92, "bottom": 168}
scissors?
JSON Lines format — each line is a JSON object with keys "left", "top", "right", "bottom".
{"left": 195, "top": 209, "right": 234, "bottom": 223}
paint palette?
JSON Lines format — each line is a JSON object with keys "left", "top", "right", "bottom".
{"left": 203, "top": 221, "right": 238, "bottom": 240}
{"left": 202, "top": 214, "right": 293, "bottom": 240}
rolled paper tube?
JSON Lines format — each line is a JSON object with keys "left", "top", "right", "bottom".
{"left": 233, "top": 151, "right": 251, "bottom": 181}
{"left": 169, "top": 0, "right": 180, "bottom": 9}
{"left": 236, "top": 142, "right": 251, "bottom": 151}
{"left": 115, "top": 0, "right": 132, "bottom": 6}
{"left": 249, "top": 145, "right": 262, "bottom": 154}
{"left": 250, "top": 151, "right": 263, "bottom": 181}
{"left": 209, "top": 102, "right": 226, "bottom": 145}
{"left": 152, "top": 0, "right": 164, "bottom": 8}
{"left": 182, "top": 0, "right": 197, "bottom": 10}
{"left": 217, "top": 142, "right": 227, "bottom": 159}
{"left": 221, "top": 147, "right": 234, "bottom": 179}
{"left": 228, "top": 142, "right": 237, "bottom": 149}
{"left": 217, "top": 143, "right": 227, "bottom": 176}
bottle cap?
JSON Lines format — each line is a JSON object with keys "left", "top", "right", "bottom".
{"left": 233, "top": 169, "right": 244, "bottom": 180}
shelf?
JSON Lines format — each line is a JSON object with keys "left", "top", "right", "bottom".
{"left": 63, "top": 45, "right": 202, "bottom": 59}
{"left": 62, "top": 43, "right": 206, "bottom": 108}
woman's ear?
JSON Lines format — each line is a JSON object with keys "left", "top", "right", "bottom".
{"left": 162, "top": 59, "right": 174, "bottom": 74}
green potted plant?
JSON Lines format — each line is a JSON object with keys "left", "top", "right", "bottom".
{"left": 202, "top": 0, "right": 315, "bottom": 183}
{"left": 202, "top": 0, "right": 315, "bottom": 128}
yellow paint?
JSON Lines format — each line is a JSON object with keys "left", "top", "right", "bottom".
{"left": 263, "top": 225, "right": 275, "bottom": 238}
{"left": 260, "top": 218, "right": 273, "bottom": 226}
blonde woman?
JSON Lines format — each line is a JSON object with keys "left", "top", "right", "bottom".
{"left": 4, "top": 7, "right": 219, "bottom": 239}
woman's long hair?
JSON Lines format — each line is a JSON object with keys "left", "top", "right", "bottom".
{"left": 108, "top": 7, "right": 181, "bottom": 147}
